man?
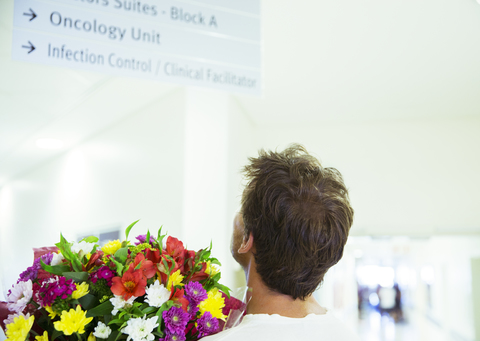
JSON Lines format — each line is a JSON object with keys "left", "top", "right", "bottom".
{"left": 205, "top": 144, "right": 360, "bottom": 340}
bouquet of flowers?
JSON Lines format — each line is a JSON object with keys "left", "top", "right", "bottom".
{"left": 1, "top": 220, "right": 241, "bottom": 341}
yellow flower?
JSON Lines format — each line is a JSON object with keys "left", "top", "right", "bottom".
{"left": 167, "top": 270, "right": 185, "bottom": 290}
{"left": 205, "top": 261, "right": 220, "bottom": 276}
{"left": 72, "top": 282, "right": 89, "bottom": 299}
{"left": 5, "top": 314, "right": 34, "bottom": 341}
{"left": 45, "top": 305, "right": 58, "bottom": 319}
{"left": 101, "top": 240, "right": 122, "bottom": 255}
{"left": 198, "top": 288, "right": 227, "bottom": 320}
{"left": 35, "top": 331, "right": 49, "bottom": 341}
{"left": 53, "top": 305, "right": 93, "bottom": 335}
{"left": 88, "top": 332, "right": 96, "bottom": 341}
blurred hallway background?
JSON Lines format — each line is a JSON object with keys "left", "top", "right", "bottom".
{"left": 316, "top": 236, "right": 480, "bottom": 341}
{"left": 1, "top": 0, "right": 480, "bottom": 340}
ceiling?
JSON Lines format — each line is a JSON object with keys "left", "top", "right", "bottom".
{"left": 1, "top": 0, "right": 480, "bottom": 187}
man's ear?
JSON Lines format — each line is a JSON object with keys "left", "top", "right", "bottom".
{"left": 238, "top": 232, "right": 254, "bottom": 254}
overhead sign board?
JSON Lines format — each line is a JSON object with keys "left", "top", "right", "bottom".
{"left": 12, "top": 0, "right": 261, "bottom": 95}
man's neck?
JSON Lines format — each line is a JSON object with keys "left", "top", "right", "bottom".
{"left": 243, "top": 261, "right": 327, "bottom": 318}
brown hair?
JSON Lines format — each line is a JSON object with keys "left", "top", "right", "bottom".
{"left": 241, "top": 144, "right": 354, "bottom": 300}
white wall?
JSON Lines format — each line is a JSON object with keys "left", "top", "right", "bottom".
{"left": 253, "top": 117, "right": 480, "bottom": 236}
{"left": 0, "top": 88, "right": 187, "bottom": 291}
{"left": 0, "top": 87, "right": 257, "bottom": 297}
{"left": 414, "top": 236, "right": 480, "bottom": 341}
{"left": 181, "top": 88, "right": 255, "bottom": 289}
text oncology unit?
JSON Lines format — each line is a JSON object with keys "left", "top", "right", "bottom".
{"left": 12, "top": 0, "right": 261, "bottom": 95}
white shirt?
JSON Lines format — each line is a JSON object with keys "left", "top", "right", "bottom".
{"left": 203, "top": 311, "right": 361, "bottom": 341}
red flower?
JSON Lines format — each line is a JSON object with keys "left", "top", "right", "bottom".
{"left": 189, "top": 262, "right": 209, "bottom": 282}
{"left": 85, "top": 251, "right": 104, "bottom": 271}
{"left": 183, "top": 250, "right": 196, "bottom": 274}
{"left": 133, "top": 253, "right": 156, "bottom": 280}
{"left": 171, "top": 288, "right": 189, "bottom": 312}
{"left": 145, "top": 248, "right": 161, "bottom": 264}
{"left": 111, "top": 266, "right": 146, "bottom": 300}
{"left": 158, "top": 237, "right": 189, "bottom": 284}
{"left": 163, "top": 237, "right": 187, "bottom": 273}
{"left": 165, "top": 236, "right": 186, "bottom": 260}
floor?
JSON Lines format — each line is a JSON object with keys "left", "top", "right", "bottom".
{"left": 355, "top": 308, "right": 470, "bottom": 341}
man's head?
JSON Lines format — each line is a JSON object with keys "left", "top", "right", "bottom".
{"left": 236, "top": 144, "right": 354, "bottom": 300}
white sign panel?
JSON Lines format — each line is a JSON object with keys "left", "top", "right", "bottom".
{"left": 12, "top": 0, "right": 261, "bottom": 95}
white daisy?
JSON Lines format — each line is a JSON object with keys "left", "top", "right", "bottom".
{"left": 71, "top": 241, "right": 95, "bottom": 258}
{"left": 121, "top": 316, "right": 158, "bottom": 341}
{"left": 110, "top": 295, "right": 136, "bottom": 315}
{"left": 145, "top": 280, "right": 170, "bottom": 308}
{"left": 50, "top": 252, "right": 65, "bottom": 266}
{"left": 6, "top": 280, "right": 33, "bottom": 313}
{"left": 93, "top": 321, "right": 112, "bottom": 339}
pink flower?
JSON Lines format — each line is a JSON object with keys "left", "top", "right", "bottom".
{"left": 6, "top": 280, "right": 32, "bottom": 313}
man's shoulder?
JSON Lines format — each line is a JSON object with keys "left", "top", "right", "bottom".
{"left": 202, "top": 313, "right": 361, "bottom": 341}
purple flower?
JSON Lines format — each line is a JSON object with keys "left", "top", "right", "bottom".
{"left": 184, "top": 282, "right": 207, "bottom": 305}
{"left": 159, "top": 330, "right": 186, "bottom": 341}
{"left": 54, "top": 277, "right": 76, "bottom": 299}
{"left": 90, "top": 266, "right": 116, "bottom": 285}
{"left": 18, "top": 267, "right": 37, "bottom": 282}
{"left": 134, "top": 234, "right": 156, "bottom": 246}
{"left": 38, "top": 276, "right": 76, "bottom": 306}
{"left": 19, "top": 253, "right": 54, "bottom": 282}
{"left": 196, "top": 312, "right": 219, "bottom": 337}
{"left": 186, "top": 301, "right": 199, "bottom": 318}
{"left": 163, "top": 306, "right": 190, "bottom": 335}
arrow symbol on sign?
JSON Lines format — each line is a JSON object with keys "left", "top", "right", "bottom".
{"left": 21, "top": 41, "right": 35, "bottom": 54}
{"left": 23, "top": 8, "right": 37, "bottom": 21}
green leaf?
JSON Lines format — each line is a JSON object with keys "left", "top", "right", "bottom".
{"left": 40, "top": 260, "right": 70, "bottom": 276}
{"left": 164, "top": 255, "right": 176, "bottom": 273}
{"left": 202, "top": 250, "right": 211, "bottom": 260}
{"left": 211, "top": 272, "right": 221, "bottom": 282}
{"left": 78, "top": 294, "right": 99, "bottom": 310}
{"left": 146, "top": 230, "right": 151, "bottom": 245}
{"left": 86, "top": 300, "right": 113, "bottom": 318}
{"left": 155, "top": 307, "right": 165, "bottom": 333}
{"left": 214, "top": 283, "right": 231, "bottom": 298}
{"left": 110, "top": 257, "right": 125, "bottom": 276}
{"left": 156, "top": 226, "right": 165, "bottom": 252}
{"left": 55, "top": 234, "right": 83, "bottom": 272}
{"left": 155, "top": 300, "right": 174, "bottom": 334}
{"left": 196, "top": 248, "right": 211, "bottom": 263}
{"left": 51, "top": 328, "right": 63, "bottom": 341}
{"left": 131, "top": 306, "right": 144, "bottom": 317}
{"left": 63, "top": 271, "right": 89, "bottom": 283}
{"left": 125, "top": 220, "right": 140, "bottom": 241}
{"left": 107, "top": 330, "right": 120, "bottom": 341}
{"left": 142, "top": 306, "right": 157, "bottom": 315}
{"left": 161, "top": 258, "right": 171, "bottom": 276}
{"left": 108, "top": 318, "right": 125, "bottom": 325}
{"left": 114, "top": 247, "right": 129, "bottom": 264}
{"left": 152, "top": 331, "right": 163, "bottom": 338}
{"left": 80, "top": 236, "right": 99, "bottom": 243}
{"left": 209, "top": 258, "right": 222, "bottom": 266}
